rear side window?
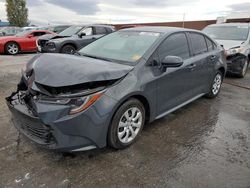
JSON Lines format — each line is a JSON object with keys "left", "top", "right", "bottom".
{"left": 189, "top": 33, "right": 207, "bottom": 55}
{"left": 158, "top": 33, "right": 190, "bottom": 60}
{"left": 105, "top": 27, "right": 113, "bottom": 34}
{"left": 205, "top": 37, "right": 216, "bottom": 51}
{"left": 95, "top": 27, "right": 107, "bottom": 35}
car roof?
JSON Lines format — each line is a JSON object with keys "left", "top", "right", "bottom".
{"left": 206, "top": 23, "right": 250, "bottom": 27}
{"left": 74, "top": 24, "right": 114, "bottom": 28}
{"left": 120, "top": 26, "right": 200, "bottom": 34}
{"left": 29, "top": 30, "right": 53, "bottom": 33}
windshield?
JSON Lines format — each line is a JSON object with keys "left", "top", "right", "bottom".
{"left": 59, "top": 25, "right": 83, "bottom": 36}
{"left": 203, "top": 25, "right": 249, "bottom": 41}
{"left": 79, "top": 31, "right": 161, "bottom": 64}
{"left": 15, "top": 30, "right": 30, "bottom": 37}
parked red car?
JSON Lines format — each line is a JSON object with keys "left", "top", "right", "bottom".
{"left": 0, "top": 30, "right": 54, "bottom": 55}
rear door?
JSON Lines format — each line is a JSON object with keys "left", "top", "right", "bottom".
{"left": 204, "top": 36, "right": 220, "bottom": 83}
{"left": 186, "top": 32, "right": 211, "bottom": 94}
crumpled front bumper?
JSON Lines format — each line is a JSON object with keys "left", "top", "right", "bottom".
{"left": 6, "top": 91, "right": 115, "bottom": 152}
{"left": 37, "top": 39, "right": 59, "bottom": 53}
{"left": 226, "top": 54, "right": 247, "bottom": 74}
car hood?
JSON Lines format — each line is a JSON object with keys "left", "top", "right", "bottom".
{"left": 215, "top": 39, "right": 245, "bottom": 50}
{"left": 26, "top": 54, "right": 133, "bottom": 88}
{"left": 38, "top": 33, "right": 63, "bottom": 41}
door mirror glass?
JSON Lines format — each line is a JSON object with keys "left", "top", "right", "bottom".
{"left": 161, "top": 56, "right": 183, "bottom": 68}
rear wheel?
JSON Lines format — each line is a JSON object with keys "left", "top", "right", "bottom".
{"left": 205, "top": 71, "right": 223, "bottom": 98}
{"left": 108, "top": 98, "right": 145, "bottom": 149}
{"left": 61, "top": 44, "right": 76, "bottom": 54}
{"left": 5, "top": 42, "right": 20, "bottom": 55}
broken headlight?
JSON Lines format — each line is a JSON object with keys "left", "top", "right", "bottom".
{"left": 226, "top": 47, "right": 243, "bottom": 56}
{"left": 46, "top": 42, "right": 56, "bottom": 50}
{"left": 39, "top": 91, "right": 105, "bottom": 115}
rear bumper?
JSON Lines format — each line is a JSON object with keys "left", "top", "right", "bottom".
{"left": 6, "top": 92, "right": 115, "bottom": 152}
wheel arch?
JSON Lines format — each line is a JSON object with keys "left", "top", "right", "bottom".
{"left": 218, "top": 66, "right": 226, "bottom": 78}
{"left": 109, "top": 93, "right": 152, "bottom": 127}
{"left": 4, "top": 41, "right": 21, "bottom": 53}
{"left": 60, "top": 42, "right": 77, "bottom": 52}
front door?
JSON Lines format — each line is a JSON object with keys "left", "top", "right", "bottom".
{"left": 155, "top": 32, "right": 200, "bottom": 117}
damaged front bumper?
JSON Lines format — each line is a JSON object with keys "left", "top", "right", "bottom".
{"left": 226, "top": 54, "right": 247, "bottom": 75}
{"left": 6, "top": 89, "right": 116, "bottom": 152}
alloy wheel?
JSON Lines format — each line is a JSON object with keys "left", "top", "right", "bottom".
{"left": 7, "top": 43, "right": 19, "bottom": 55}
{"left": 212, "top": 73, "right": 222, "bottom": 95}
{"left": 117, "top": 107, "right": 142, "bottom": 144}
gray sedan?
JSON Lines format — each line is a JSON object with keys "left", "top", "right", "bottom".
{"left": 6, "top": 27, "right": 226, "bottom": 152}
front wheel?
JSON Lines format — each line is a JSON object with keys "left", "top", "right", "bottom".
{"left": 205, "top": 72, "right": 223, "bottom": 98}
{"left": 61, "top": 44, "right": 76, "bottom": 54}
{"left": 108, "top": 98, "right": 145, "bottom": 149}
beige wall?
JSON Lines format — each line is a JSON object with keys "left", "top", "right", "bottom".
{"left": 114, "top": 18, "right": 250, "bottom": 30}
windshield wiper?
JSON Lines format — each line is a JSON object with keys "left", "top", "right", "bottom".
{"left": 80, "top": 53, "right": 112, "bottom": 62}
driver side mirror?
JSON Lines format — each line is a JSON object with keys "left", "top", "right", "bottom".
{"left": 78, "top": 33, "right": 86, "bottom": 38}
{"left": 161, "top": 56, "right": 183, "bottom": 71}
{"left": 27, "top": 34, "right": 33, "bottom": 38}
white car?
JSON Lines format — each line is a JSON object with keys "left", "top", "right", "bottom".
{"left": 203, "top": 23, "right": 250, "bottom": 78}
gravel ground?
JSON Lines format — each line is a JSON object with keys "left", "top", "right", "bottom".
{"left": 0, "top": 54, "right": 249, "bottom": 188}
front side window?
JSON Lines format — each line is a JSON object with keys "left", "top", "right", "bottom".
{"left": 59, "top": 25, "right": 83, "bottom": 36}
{"left": 80, "top": 27, "right": 93, "bottom": 36}
{"left": 158, "top": 33, "right": 190, "bottom": 60}
{"left": 189, "top": 33, "right": 207, "bottom": 55}
{"left": 79, "top": 31, "right": 161, "bottom": 64}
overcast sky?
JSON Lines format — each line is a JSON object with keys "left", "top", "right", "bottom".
{"left": 0, "top": 0, "right": 250, "bottom": 25}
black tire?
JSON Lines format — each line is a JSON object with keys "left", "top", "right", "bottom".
{"left": 61, "top": 44, "right": 76, "bottom": 54}
{"left": 205, "top": 71, "right": 223, "bottom": 99}
{"left": 238, "top": 59, "right": 248, "bottom": 78}
{"left": 108, "top": 98, "right": 145, "bottom": 149}
{"left": 5, "top": 42, "right": 20, "bottom": 55}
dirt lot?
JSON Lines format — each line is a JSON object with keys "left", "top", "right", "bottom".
{"left": 0, "top": 54, "right": 249, "bottom": 188}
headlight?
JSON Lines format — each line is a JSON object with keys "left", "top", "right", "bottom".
{"left": 226, "top": 47, "right": 243, "bottom": 56}
{"left": 39, "top": 91, "right": 105, "bottom": 115}
{"left": 46, "top": 42, "right": 56, "bottom": 49}
{"left": 69, "top": 92, "right": 104, "bottom": 115}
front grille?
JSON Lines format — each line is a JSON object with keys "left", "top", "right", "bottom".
{"left": 10, "top": 105, "right": 55, "bottom": 145}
